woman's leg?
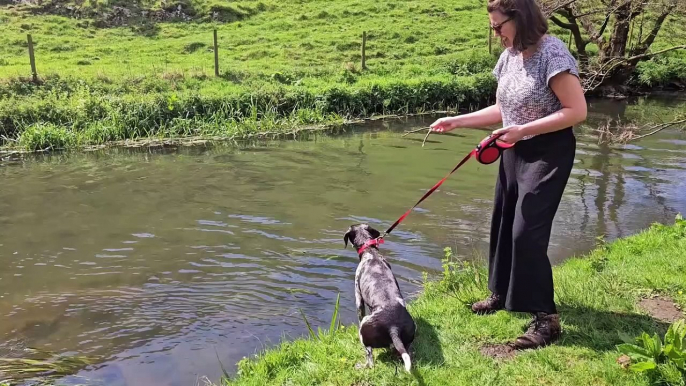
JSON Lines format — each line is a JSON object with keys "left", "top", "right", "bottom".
{"left": 506, "top": 129, "right": 576, "bottom": 348}
{"left": 472, "top": 141, "right": 518, "bottom": 314}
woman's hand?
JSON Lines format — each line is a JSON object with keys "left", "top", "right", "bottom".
{"left": 429, "top": 116, "right": 461, "bottom": 133}
{"left": 492, "top": 125, "right": 526, "bottom": 144}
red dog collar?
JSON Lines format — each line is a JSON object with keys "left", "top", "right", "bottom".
{"left": 358, "top": 238, "right": 384, "bottom": 255}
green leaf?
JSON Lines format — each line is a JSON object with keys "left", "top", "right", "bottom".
{"left": 629, "top": 361, "right": 657, "bottom": 372}
{"left": 652, "top": 333, "right": 663, "bottom": 358}
{"left": 666, "top": 324, "right": 677, "bottom": 345}
{"left": 618, "top": 343, "right": 652, "bottom": 361}
{"left": 298, "top": 308, "right": 317, "bottom": 341}
{"left": 618, "top": 331, "right": 636, "bottom": 344}
{"left": 665, "top": 344, "right": 686, "bottom": 360}
{"left": 329, "top": 293, "right": 340, "bottom": 334}
{"left": 674, "top": 320, "right": 686, "bottom": 352}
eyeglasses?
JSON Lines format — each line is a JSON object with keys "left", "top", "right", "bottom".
{"left": 490, "top": 17, "right": 512, "bottom": 34}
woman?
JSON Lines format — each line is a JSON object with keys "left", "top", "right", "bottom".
{"left": 430, "top": 0, "right": 587, "bottom": 349}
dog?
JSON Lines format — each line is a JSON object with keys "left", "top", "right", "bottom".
{"left": 344, "top": 223, "right": 416, "bottom": 372}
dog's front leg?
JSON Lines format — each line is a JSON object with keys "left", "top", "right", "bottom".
{"left": 354, "top": 274, "right": 365, "bottom": 323}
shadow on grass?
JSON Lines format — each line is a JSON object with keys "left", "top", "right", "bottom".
{"left": 556, "top": 304, "right": 672, "bottom": 351}
{"left": 375, "top": 317, "right": 443, "bottom": 386}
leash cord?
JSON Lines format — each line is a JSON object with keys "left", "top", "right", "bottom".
{"left": 380, "top": 149, "right": 476, "bottom": 239}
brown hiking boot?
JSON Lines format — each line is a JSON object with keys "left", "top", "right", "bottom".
{"left": 471, "top": 293, "right": 504, "bottom": 314}
{"left": 513, "top": 312, "right": 561, "bottom": 350}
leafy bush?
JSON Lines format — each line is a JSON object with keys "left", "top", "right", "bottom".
{"left": 635, "top": 55, "right": 686, "bottom": 87}
{"left": 617, "top": 319, "right": 686, "bottom": 385}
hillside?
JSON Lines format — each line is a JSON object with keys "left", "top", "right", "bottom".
{"left": 0, "top": 0, "right": 684, "bottom": 151}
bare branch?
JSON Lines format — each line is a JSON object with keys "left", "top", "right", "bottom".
{"left": 543, "top": 0, "right": 579, "bottom": 16}
{"left": 595, "top": 11, "right": 612, "bottom": 39}
{"left": 626, "top": 44, "right": 686, "bottom": 64}
{"left": 632, "top": 2, "right": 677, "bottom": 55}
{"left": 596, "top": 118, "right": 686, "bottom": 144}
{"left": 549, "top": 14, "right": 576, "bottom": 29}
{"left": 402, "top": 127, "right": 430, "bottom": 137}
{"left": 631, "top": 119, "right": 686, "bottom": 141}
{"left": 422, "top": 129, "right": 432, "bottom": 147}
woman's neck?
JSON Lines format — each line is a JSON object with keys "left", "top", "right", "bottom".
{"left": 522, "top": 35, "right": 546, "bottom": 59}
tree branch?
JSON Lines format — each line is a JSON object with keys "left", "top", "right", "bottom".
{"left": 544, "top": 0, "right": 579, "bottom": 16}
{"left": 630, "top": 119, "right": 686, "bottom": 141}
{"left": 595, "top": 11, "right": 612, "bottom": 39}
{"left": 632, "top": 3, "right": 677, "bottom": 55}
{"left": 626, "top": 44, "right": 686, "bottom": 64}
{"left": 596, "top": 118, "right": 686, "bottom": 144}
{"left": 549, "top": 14, "right": 575, "bottom": 29}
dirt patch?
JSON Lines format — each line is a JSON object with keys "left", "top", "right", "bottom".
{"left": 479, "top": 343, "right": 517, "bottom": 361}
{"left": 638, "top": 296, "right": 684, "bottom": 323}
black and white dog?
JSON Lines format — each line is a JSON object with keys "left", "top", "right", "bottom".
{"left": 344, "top": 223, "right": 416, "bottom": 372}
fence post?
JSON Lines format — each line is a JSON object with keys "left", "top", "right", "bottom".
{"left": 361, "top": 31, "right": 367, "bottom": 70}
{"left": 27, "top": 34, "right": 38, "bottom": 82}
{"left": 488, "top": 25, "right": 492, "bottom": 54}
{"left": 213, "top": 29, "right": 219, "bottom": 77}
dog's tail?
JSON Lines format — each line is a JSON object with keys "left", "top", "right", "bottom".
{"left": 389, "top": 326, "right": 411, "bottom": 372}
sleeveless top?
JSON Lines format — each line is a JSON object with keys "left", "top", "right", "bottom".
{"left": 492, "top": 34, "right": 579, "bottom": 140}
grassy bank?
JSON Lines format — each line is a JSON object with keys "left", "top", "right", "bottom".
{"left": 222, "top": 215, "right": 686, "bottom": 386}
{"left": 1, "top": 0, "right": 685, "bottom": 151}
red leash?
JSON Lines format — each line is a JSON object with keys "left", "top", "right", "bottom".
{"left": 358, "top": 133, "right": 513, "bottom": 255}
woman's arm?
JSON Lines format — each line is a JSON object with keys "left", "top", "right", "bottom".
{"left": 430, "top": 102, "right": 503, "bottom": 132}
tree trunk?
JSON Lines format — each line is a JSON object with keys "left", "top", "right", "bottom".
{"left": 605, "top": 1, "right": 632, "bottom": 58}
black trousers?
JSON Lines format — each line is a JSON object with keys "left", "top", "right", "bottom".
{"left": 488, "top": 127, "right": 576, "bottom": 315}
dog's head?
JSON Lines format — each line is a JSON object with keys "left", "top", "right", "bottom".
{"left": 343, "top": 223, "right": 381, "bottom": 252}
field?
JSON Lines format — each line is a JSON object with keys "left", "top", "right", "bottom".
{"left": 0, "top": 0, "right": 685, "bottom": 150}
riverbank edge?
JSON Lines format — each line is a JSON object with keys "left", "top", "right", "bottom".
{"left": 220, "top": 215, "right": 686, "bottom": 386}
{"left": 2, "top": 70, "right": 682, "bottom": 154}
{"left": 0, "top": 73, "right": 497, "bottom": 152}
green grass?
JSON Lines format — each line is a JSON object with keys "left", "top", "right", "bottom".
{"left": 1, "top": 0, "right": 684, "bottom": 151}
{"left": 221, "top": 215, "right": 686, "bottom": 386}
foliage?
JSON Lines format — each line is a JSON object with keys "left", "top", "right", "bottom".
{"left": 617, "top": 319, "right": 686, "bottom": 385}
{"left": 542, "top": 0, "right": 686, "bottom": 90}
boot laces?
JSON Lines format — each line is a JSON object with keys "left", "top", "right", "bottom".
{"left": 526, "top": 313, "right": 549, "bottom": 334}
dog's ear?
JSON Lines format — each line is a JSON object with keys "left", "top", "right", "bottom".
{"left": 343, "top": 227, "right": 352, "bottom": 248}
{"left": 366, "top": 225, "right": 381, "bottom": 240}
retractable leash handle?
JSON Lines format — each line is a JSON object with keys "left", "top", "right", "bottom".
{"left": 475, "top": 133, "right": 515, "bottom": 165}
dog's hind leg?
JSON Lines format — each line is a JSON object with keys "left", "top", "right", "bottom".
{"left": 364, "top": 346, "right": 373, "bottom": 368}
{"left": 355, "top": 318, "right": 374, "bottom": 370}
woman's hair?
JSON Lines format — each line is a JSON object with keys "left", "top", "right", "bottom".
{"left": 487, "top": 0, "right": 548, "bottom": 52}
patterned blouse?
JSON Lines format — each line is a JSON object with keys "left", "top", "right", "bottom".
{"left": 492, "top": 34, "right": 579, "bottom": 140}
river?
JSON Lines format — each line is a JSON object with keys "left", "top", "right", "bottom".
{"left": 0, "top": 94, "right": 685, "bottom": 385}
